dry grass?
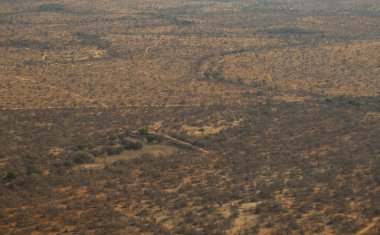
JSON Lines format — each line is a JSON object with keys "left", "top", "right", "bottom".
{"left": 0, "top": 0, "right": 379, "bottom": 234}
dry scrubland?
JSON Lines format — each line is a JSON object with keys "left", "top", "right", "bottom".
{"left": 0, "top": 0, "right": 379, "bottom": 234}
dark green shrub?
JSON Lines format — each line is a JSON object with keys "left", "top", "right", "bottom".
{"left": 73, "top": 151, "right": 94, "bottom": 164}
{"left": 75, "top": 142, "right": 95, "bottom": 151}
{"left": 138, "top": 128, "right": 148, "bottom": 136}
{"left": 4, "top": 171, "right": 18, "bottom": 180}
{"left": 348, "top": 99, "right": 361, "bottom": 107}
{"left": 124, "top": 140, "right": 143, "bottom": 150}
{"left": 63, "top": 161, "right": 74, "bottom": 167}
{"left": 106, "top": 146, "right": 123, "bottom": 155}
{"left": 146, "top": 133, "right": 164, "bottom": 144}
{"left": 172, "top": 18, "right": 194, "bottom": 26}
{"left": 203, "top": 135, "right": 212, "bottom": 141}
{"left": 38, "top": 3, "right": 66, "bottom": 12}
{"left": 109, "top": 135, "right": 118, "bottom": 141}
{"left": 90, "top": 148, "right": 105, "bottom": 157}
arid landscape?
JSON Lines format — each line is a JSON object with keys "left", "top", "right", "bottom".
{"left": 0, "top": 0, "right": 379, "bottom": 234}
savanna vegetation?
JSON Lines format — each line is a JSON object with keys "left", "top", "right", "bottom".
{"left": 0, "top": 0, "right": 379, "bottom": 234}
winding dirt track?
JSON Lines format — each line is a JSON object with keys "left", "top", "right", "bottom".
{"left": 144, "top": 38, "right": 160, "bottom": 56}
{"left": 150, "top": 131, "right": 210, "bottom": 154}
{"left": 356, "top": 217, "right": 379, "bottom": 235}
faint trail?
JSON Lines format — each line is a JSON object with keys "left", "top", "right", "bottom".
{"left": 23, "top": 47, "right": 43, "bottom": 55}
{"left": 14, "top": 76, "right": 109, "bottom": 108}
{"left": 356, "top": 217, "right": 379, "bottom": 235}
{"left": 151, "top": 131, "right": 210, "bottom": 154}
{"left": 113, "top": 130, "right": 210, "bottom": 154}
{"left": 22, "top": 48, "right": 46, "bottom": 60}
{"left": 0, "top": 157, "right": 9, "bottom": 168}
{"left": 144, "top": 38, "right": 160, "bottom": 56}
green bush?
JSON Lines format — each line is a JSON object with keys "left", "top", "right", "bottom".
{"left": 4, "top": 171, "right": 18, "bottom": 180}
{"left": 109, "top": 135, "right": 118, "bottom": 141}
{"left": 138, "top": 128, "right": 148, "bottom": 136}
{"left": 75, "top": 142, "right": 95, "bottom": 151}
{"left": 73, "top": 151, "right": 94, "bottom": 164}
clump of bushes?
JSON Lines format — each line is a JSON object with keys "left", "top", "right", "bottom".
{"left": 38, "top": 3, "right": 67, "bottom": 12}
{"left": 73, "top": 151, "right": 94, "bottom": 164}
{"left": 325, "top": 96, "right": 361, "bottom": 107}
{"left": 138, "top": 128, "right": 148, "bottom": 136}
{"left": 75, "top": 142, "right": 95, "bottom": 151}
{"left": 172, "top": 18, "right": 194, "bottom": 26}
{"left": 123, "top": 138, "right": 143, "bottom": 150}
{"left": 73, "top": 32, "right": 111, "bottom": 49}
{"left": 106, "top": 146, "right": 123, "bottom": 155}
{"left": 0, "top": 39, "right": 50, "bottom": 49}
{"left": 259, "top": 27, "right": 318, "bottom": 35}
{"left": 347, "top": 99, "right": 361, "bottom": 107}
{"left": 136, "top": 127, "right": 164, "bottom": 144}
{"left": 146, "top": 133, "right": 164, "bottom": 144}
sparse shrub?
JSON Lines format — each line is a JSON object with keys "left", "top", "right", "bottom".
{"left": 124, "top": 128, "right": 132, "bottom": 135}
{"left": 203, "top": 68, "right": 225, "bottom": 82}
{"left": 336, "top": 220, "right": 362, "bottom": 233}
{"left": 22, "top": 154, "right": 40, "bottom": 165}
{"left": 138, "top": 128, "right": 148, "bottom": 136}
{"left": 255, "top": 201, "right": 283, "bottom": 213}
{"left": 328, "top": 215, "right": 345, "bottom": 225}
{"left": 26, "top": 164, "right": 42, "bottom": 175}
